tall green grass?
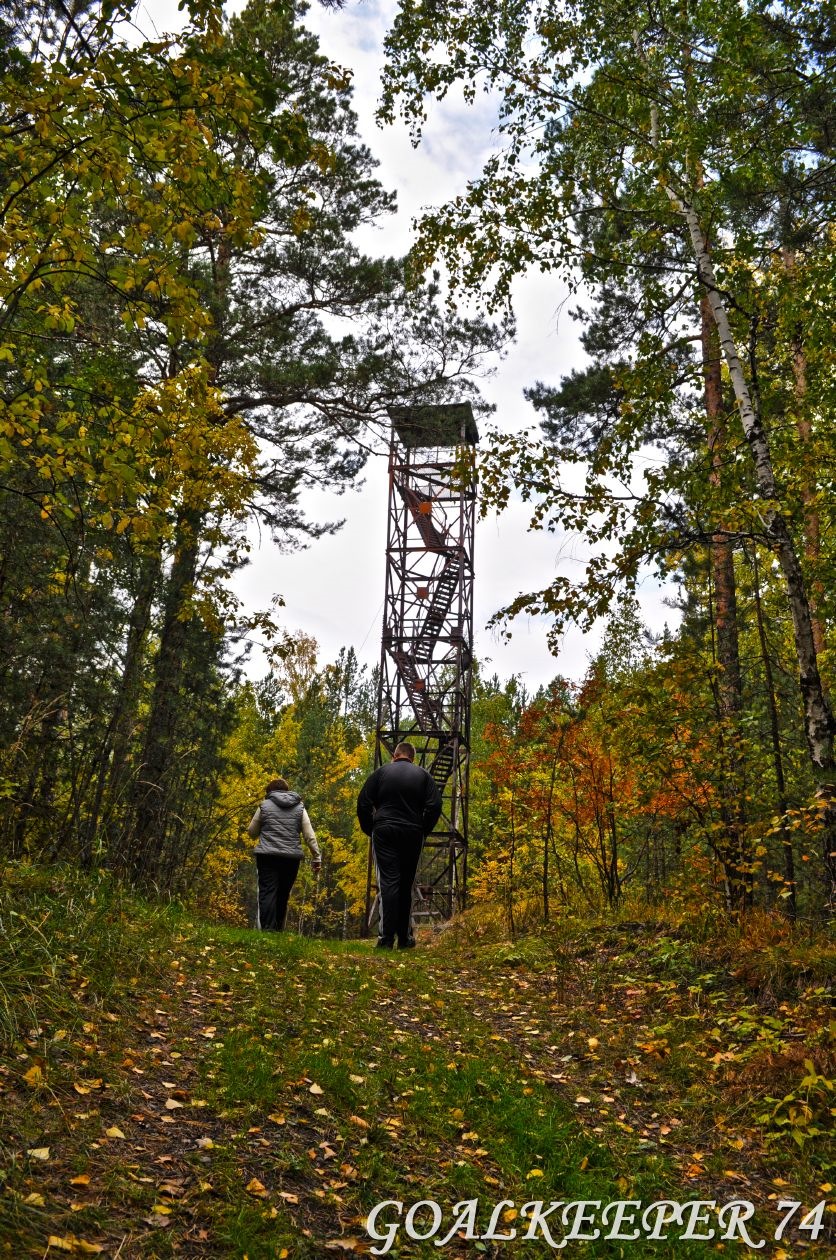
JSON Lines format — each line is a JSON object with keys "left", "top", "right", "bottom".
{"left": 0, "top": 861, "right": 174, "bottom": 1049}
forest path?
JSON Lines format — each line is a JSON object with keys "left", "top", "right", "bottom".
{"left": 3, "top": 911, "right": 830, "bottom": 1258}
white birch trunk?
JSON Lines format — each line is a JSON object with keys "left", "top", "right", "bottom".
{"left": 679, "top": 200, "right": 834, "bottom": 778}
{"left": 633, "top": 18, "right": 836, "bottom": 900}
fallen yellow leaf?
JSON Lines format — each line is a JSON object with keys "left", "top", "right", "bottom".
{"left": 246, "top": 1177, "right": 269, "bottom": 1198}
{"left": 23, "top": 1065, "right": 44, "bottom": 1087}
{"left": 27, "top": 1147, "right": 50, "bottom": 1161}
{"left": 105, "top": 1127, "right": 125, "bottom": 1140}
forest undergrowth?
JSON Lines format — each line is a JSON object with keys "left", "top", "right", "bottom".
{"left": 0, "top": 863, "right": 833, "bottom": 1258}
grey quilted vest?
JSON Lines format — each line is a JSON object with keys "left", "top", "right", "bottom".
{"left": 255, "top": 791, "right": 305, "bottom": 856}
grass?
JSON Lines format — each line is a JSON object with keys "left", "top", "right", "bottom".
{"left": 0, "top": 862, "right": 173, "bottom": 1042}
{"left": 0, "top": 862, "right": 833, "bottom": 1257}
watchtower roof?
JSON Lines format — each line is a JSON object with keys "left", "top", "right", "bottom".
{"left": 388, "top": 402, "right": 479, "bottom": 449}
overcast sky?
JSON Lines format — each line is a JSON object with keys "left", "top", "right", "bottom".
{"left": 138, "top": 0, "right": 675, "bottom": 689}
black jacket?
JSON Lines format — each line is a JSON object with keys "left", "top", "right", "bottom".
{"left": 357, "top": 758, "right": 443, "bottom": 838}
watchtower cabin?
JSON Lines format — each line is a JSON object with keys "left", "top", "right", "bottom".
{"left": 365, "top": 402, "right": 478, "bottom": 932}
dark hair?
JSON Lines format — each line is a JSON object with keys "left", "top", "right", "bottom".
{"left": 393, "top": 742, "right": 416, "bottom": 762}
{"left": 265, "top": 777, "right": 289, "bottom": 794}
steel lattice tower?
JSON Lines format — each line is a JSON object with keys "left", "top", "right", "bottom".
{"left": 364, "top": 403, "right": 478, "bottom": 933}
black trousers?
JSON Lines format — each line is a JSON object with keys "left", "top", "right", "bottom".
{"left": 256, "top": 854, "right": 301, "bottom": 930}
{"left": 373, "top": 824, "right": 424, "bottom": 945}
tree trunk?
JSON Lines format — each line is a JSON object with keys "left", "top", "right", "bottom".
{"left": 507, "top": 792, "right": 517, "bottom": 939}
{"left": 128, "top": 513, "right": 201, "bottom": 883}
{"left": 82, "top": 547, "right": 163, "bottom": 865}
{"left": 542, "top": 749, "right": 559, "bottom": 923}
{"left": 15, "top": 552, "right": 92, "bottom": 856}
{"left": 636, "top": 26, "right": 835, "bottom": 903}
{"left": 677, "top": 195, "right": 836, "bottom": 909}
{"left": 749, "top": 545, "right": 796, "bottom": 920}
{"left": 781, "top": 247, "right": 826, "bottom": 665}
{"left": 791, "top": 328, "right": 826, "bottom": 663}
{"left": 702, "top": 294, "right": 748, "bottom": 907}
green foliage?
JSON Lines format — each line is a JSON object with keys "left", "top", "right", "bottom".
{"left": 759, "top": 1063, "right": 835, "bottom": 1150}
{"left": 379, "top": 0, "right": 836, "bottom": 907}
{"left": 0, "top": 861, "right": 174, "bottom": 1049}
{"left": 0, "top": 1, "right": 269, "bottom": 536}
{"left": 0, "top": 0, "right": 505, "bottom": 887}
{"left": 205, "top": 636, "right": 375, "bottom": 928}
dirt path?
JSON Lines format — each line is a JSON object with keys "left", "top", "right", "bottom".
{"left": 3, "top": 922, "right": 832, "bottom": 1258}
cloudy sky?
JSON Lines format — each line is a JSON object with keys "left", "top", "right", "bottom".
{"left": 138, "top": 0, "right": 675, "bottom": 689}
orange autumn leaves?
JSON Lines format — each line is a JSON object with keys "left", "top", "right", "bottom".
{"left": 470, "top": 665, "right": 724, "bottom": 918}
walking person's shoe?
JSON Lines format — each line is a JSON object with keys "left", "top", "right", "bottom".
{"left": 398, "top": 937, "right": 417, "bottom": 950}
{"left": 375, "top": 937, "right": 395, "bottom": 949}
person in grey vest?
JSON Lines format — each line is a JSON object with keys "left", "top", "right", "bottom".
{"left": 247, "top": 777, "right": 321, "bottom": 930}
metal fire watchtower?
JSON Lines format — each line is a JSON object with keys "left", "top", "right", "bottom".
{"left": 364, "top": 402, "right": 478, "bottom": 932}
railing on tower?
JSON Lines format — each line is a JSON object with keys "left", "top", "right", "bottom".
{"left": 364, "top": 402, "right": 478, "bottom": 934}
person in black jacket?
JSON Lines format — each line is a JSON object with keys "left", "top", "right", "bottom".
{"left": 357, "top": 742, "right": 443, "bottom": 949}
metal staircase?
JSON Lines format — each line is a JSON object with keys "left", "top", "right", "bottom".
{"left": 414, "top": 553, "right": 462, "bottom": 664}
{"left": 389, "top": 540, "right": 463, "bottom": 733}
{"left": 428, "top": 739, "right": 456, "bottom": 786}
{"left": 395, "top": 483, "right": 446, "bottom": 551}
{"left": 391, "top": 647, "right": 444, "bottom": 732}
